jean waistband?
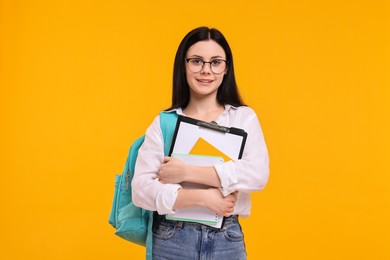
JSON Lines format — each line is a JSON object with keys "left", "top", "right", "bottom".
{"left": 154, "top": 213, "right": 239, "bottom": 229}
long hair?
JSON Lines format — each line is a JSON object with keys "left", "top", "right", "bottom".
{"left": 167, "top": 27, "right": 245, "bottom": 110}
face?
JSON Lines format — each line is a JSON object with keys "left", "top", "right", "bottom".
{"left": 185, "top": 40, "right": 227, "bottom": 100}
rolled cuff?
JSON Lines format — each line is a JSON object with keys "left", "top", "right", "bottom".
{"left": 155, "top": 183, "right": 182, "bottom": 215}
{"left": 214, "top": 161, "right": 238, "bottom": 196}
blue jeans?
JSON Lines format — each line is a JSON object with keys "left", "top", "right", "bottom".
{"left": 152, "top": 214, "right": 247, "bottom": 260}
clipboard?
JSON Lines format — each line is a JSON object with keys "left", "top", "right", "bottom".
{"left": 168, "top": 115, "right": 247, "bottom": 161}
{"left": 166, "top": 115, "right": 247, "bottom": 227}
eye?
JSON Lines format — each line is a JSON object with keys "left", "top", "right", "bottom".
{"left": 211, "top": 59, "right": 223, "bottom": 66}
{"left": 190, "top": 59, "right": 203, "bottom": 65}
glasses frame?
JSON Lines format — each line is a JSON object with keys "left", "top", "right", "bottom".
{"left": 185, "top": 58, "right": 228, "bottom": 74}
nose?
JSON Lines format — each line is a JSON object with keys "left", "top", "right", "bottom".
{"left": 200, "top": 62, "right": 212, "bottom": 74}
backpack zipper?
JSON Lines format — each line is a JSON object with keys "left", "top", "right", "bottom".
{"left": 125, "top": 170, "right": 130, "bottom": 191}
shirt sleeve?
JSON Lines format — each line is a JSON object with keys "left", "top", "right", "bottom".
{"left": 132, "top": 115, "right": 182, "bottom": 214}
{"left": 214, "top": 108, "right": 270, "bottom": 196}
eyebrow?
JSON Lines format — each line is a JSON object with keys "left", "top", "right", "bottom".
{"left": 188, "top": 55, "right": 225, "bottom": 59}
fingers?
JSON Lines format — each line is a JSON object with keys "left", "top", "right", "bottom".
{"left": 163, "top": 156, "right": 171, "bottom": 163}
{"left": 223, "top": 196, "right": 236, "bottom": 217}
{"left": 224, "top": 207, "right": 235, "bottom": 217}
{"left": 159, "top": 157, "right": 171, "bottom": 173}
{"left": 227, "top": 193, "right": 237, "bottom": 203}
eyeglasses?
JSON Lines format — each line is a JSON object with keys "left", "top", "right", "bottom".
{"left": 185, "top": 58, "right": 227, "bottom": 74}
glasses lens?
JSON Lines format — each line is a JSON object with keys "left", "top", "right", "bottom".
{"left": 187, "top": 58, "right": 203, "bottom": 73}
{"left": 210, "top": 60, "right": 226, "bottom": 74}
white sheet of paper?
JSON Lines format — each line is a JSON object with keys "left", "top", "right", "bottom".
{"left": 171, "top": 122, "right": 244, "bottom": 161}
{"left": 166, "top": 153, "right": 224, "bottom": 228}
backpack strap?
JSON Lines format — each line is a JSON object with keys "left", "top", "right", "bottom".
{"left": 145, "top": 111, "right": 178, "bottom": 260}
{"left": 160, "top": 111, "right": 179, "bottom": 156}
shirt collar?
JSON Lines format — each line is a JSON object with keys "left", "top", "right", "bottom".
{"left": 168, "top": 104, "right": 237, "bottom": 116}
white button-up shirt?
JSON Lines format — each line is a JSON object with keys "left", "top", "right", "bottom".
{"left": 132, "top": 105, "right": 269, "bottom": 217}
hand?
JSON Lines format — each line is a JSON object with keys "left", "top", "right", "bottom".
{"left": 158, "top": 157, "right": 187, "bottom": 184}
{"left": 202, "top": 189, "right": 238, "bottom": 217}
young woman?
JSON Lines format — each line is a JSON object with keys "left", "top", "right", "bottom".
{"left": 132, "top": 27, "right": 269, "bottom": 259}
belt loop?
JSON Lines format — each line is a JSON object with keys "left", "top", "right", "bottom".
{"left": 174, "top": 221, "right": 183, "bottom": 228}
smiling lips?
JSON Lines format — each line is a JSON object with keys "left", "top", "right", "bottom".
{"left": 197, "top": 79, "right": 214, "bottom": 84}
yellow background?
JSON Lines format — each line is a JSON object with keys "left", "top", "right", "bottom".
{"left": 1, "top": 0, "right": 389, "bottom": 259}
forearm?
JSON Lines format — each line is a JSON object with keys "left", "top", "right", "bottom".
{"left": 184, "top": 165, "right": 221, "bottom": 188}
{"left": 173, "top": 188, "right": 237, "bottom": 217}
{"left": 172, "top": 188, "right": 207, "bottom": 209}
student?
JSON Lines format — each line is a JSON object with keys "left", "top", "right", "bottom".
{"left": 132, "top": 26, "right": 269, "bottom": 260}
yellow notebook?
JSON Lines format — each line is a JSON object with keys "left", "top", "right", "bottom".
{"left": 189, "top": 137, "right": 233, "bottom": 162}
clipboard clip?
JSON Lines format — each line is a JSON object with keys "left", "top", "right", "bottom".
{"left": 197, "top": 121, "right": 229, "bottom": 133}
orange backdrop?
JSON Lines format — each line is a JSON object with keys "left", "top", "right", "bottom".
{"left": 1, "top": 0, "right": 389, "bottom": 259}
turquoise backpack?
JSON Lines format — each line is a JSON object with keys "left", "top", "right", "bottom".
{"left": 109, "top": 112, "right": 178, "bottom": 260}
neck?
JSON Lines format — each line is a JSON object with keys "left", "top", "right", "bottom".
{"left": 184, "top": 94, "right": 224, "bottom": 121}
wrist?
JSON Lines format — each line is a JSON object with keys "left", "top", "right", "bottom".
{"left": 196, "top": 189, "right": 208, "bottom": 207}
{"left": 183, "top": 164, "right": 193, "bottom": 182}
